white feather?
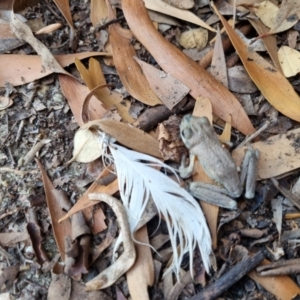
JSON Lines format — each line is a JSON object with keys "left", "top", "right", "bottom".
{"left": 106, "top": 142, "right": 212, "bottom": 276}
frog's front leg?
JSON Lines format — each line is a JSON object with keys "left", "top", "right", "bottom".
{"left": 188, "top": 182, "right": 238, "bottom": 210}
{"left": 179, "top": 153, "right": 196, "bottom": 178}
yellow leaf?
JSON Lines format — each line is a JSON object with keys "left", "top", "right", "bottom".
{"left": 75, "top": 58, "right": 133, "bottom": 122}
{"left": 252, "top": 1, "right": 278, "bottom": 28}
{"left": 278, "top": 46, "right": 300, "bottom": 77}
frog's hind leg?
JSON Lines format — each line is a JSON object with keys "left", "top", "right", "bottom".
{"left": 239, "top": 145, "right": 260, "bottom": 199}
{"left": 188, "top": 181, "right": 237, "bottom": 210}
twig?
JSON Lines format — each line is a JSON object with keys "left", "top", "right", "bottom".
{"left": 0, "top": 167, "right": 25, "bottom": 176}
{"left": 133, "top": 98, "right": 195, "bottom": 132}
{"left": 15, "top": 120, "right": 25, "bottom": 142}
{"left": 257, "top": 258, "right": 300, "bottom": 273}
{"left": 271, "top": 178, "right": 300, "bottom": 210}
{"left": 0, "top": 245, "right": 16, "bottom": 262}
{"left": 257, "top": 258, "right": 300, "bottom": 276}
{"left": 237, "top": 120, "right": 271, "bottom": 148}
{"left": 190, "top": 251, "right": 264, "bottom": 300}
{"left": 18, "top": 139, "right": 51, "bottom": 166}
{"left": 95, "top": 16, "right": 125, "bottom": 31}
{"left": 6, "top": 146, "right": 16, "bottom": 166}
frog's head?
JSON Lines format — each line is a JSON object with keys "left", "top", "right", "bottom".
{"left": 180, "top": 115, "right": 211, "bottom": 149}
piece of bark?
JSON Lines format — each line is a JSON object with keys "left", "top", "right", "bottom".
{"left": 190, "top": 251, "right": 264, "bottom": 300}
{"left": 133, "top": 98, "right": 195, "bottom": 132}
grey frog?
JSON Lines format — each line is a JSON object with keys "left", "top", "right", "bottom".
{"left": 179, "top": 114, "right": 259, "bottom": 209}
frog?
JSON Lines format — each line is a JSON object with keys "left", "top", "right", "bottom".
{"left": 179, "top": 114, "right": 259, "bottom": 210}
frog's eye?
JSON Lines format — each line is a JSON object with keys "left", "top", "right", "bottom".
{"left": 181, "top": 128, "right": 193, "bottom": 140}
{"left": 199, "top": 117, "right": 210, "bottom": 126}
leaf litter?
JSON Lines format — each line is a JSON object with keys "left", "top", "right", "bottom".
{"left": 2, "top": 0, "right": 300, "bottom": 299}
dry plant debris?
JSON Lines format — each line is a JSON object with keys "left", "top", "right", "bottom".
{"left": 1, "top": 0, "right": 300, "bottom": 299}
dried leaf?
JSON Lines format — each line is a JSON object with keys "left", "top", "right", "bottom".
{"left": 228, "top": 66, "right": 257, "bottom": 93}
{"left": 0, "top": 231, "right": 29, "bottom": 247}
{"left": 27, "top": 210, "right": 49, "bottom": 265}
{"left": 81, "top": 84, "right": 114, "bottom": 123}
{"left": 10, "top": 12, "right": 68, "bottom": 75}
{"left": 127, "top": 226, "right": 154, "bottom": 300}
{"left": 122, "top": 0, "right": 254, "bottom": 135}
{"left": 162, "top": 0, "right": 194, "bottom": 9}
{"left": 0, "top": 52, "right": 110, "bottom": 87}
{"left": 235, "top": 28, "right": 266, "bottom": 52}
{"left": 269, "top": 0, "right": 300, "bottom": 34}
{"left": 0, "top": 22, "right": 24, "bottom": 53}
{"left": 144, "top": 0, "right": 215, "bottom": 32}
{"left": 134, "top": 57, "right": 190, "bottom": 110}
{"left": 252, "top": 1, "right": 278, "bottom": 28}
{"left": 211, "top": 26, "right": 228, "bottom": 88}
{"left": 59, "top": 168, "right": 119, "bottom": 222}
{"left": 0, "top": 265, "right": 20, "bottom": 291}
{"left": 48, "top": 274, "right": 71, "bottom": 300}
{"left": 59, "top": 74, "right": 107, "bottom": 126}
{"left": 248, "top": 18, "right": 283, "bottom": 73}
{"left": 75, "top": 58, "right": 133, "bottom": 122}
{"left": 108, "top": 14, "right": 162, "bottom": 106}
{"left": 278, "top": 46, "right": 300, "bottom": 77}
{"left": 248, "top": 259, "right": 300, "bottom": 300}
{"left": 71, "top": 281, "right": 112, "bottom": 300}
{"left": 36, "top": 159, "right": 72, "bottom": 261}
{"left": 0, "top": 96, "right": 13, "bottom": 110}
{"left": 178, "top": 27, "right": 208, "bottom": 50}
{"left": 213, "top": 3, "right": 300, "bottom": 123}
{"left": 90, "top": 0, "right": 108, "bottom": 26}
{"left": 68, "top": 128, "right": 102, "bottom": 163}
{"left": 232, "top": 128, "right": 300, "bottom": 180}
{"left": 80, "top": 119, "right": 162, "bottom": 158}
{"left": 53, "top": 0, "right": 75, "bottom": 41}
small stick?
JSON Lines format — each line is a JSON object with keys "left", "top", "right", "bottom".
{"left": 271, "top": 178, "right": 300, "bottom": 210}
{"left": 257, "top": 258, "right": 300, "bottom": 273}
{"left": 95, "top": 16, "right": 125, "bottom": 31}
{"left": 0, "top": 167, "right": 25, "bottom": 176}
{"left": 237, "top": 120, "right": 270, "bottom": 148}
{"left": 258, "top": 264, "right": 300, "bottom": 276}
{"left": 18, "top": 139, "right": 51, "bottom": 166}
{"left": 190, "top": 251, "right": 264, "bottom": 300}
{"left": 0, "top": 244, "right": 16, "bottom": 262}
{"left": 6, "top": 146, "right": 16, "bottom": 166}
{"left": 15, "top": 120, "right": 25, "bottom": 142}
